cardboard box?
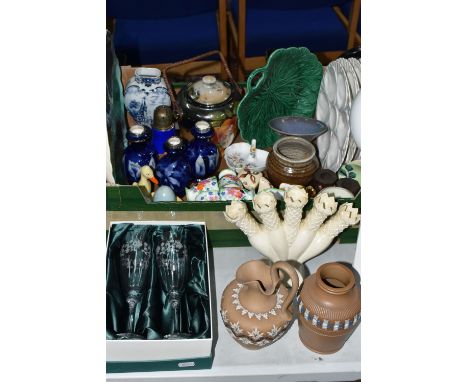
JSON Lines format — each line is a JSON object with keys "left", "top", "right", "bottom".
{"left": 106, "top": 221, "right": 213, "bottom": 373}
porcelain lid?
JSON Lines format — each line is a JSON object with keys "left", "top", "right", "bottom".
{"left": 187, "top": 75, "right": 231, "bottom": 105}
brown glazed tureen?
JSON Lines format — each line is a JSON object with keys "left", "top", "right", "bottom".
{"left": 220, "top": 260, "right": 299, "bottom": 349}
{"left": 297, "top": 262, "right": 361, "bottom": 354}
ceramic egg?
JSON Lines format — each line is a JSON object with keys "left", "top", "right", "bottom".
{"left": 153, "top": 185, "right": 176, "bottom": 202}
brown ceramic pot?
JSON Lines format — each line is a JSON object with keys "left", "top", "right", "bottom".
{"left": 220, "top": 260, "right": 299, "bottom": 350}
{"left": 297, "top": 262, "right": 360, "bottom": 354}
{"left": 266, "top": 136, "right": 320, "bottom": 188}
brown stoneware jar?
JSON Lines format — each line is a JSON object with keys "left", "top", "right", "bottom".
{"left": 266, "top": 136, "right": 320, "bottom": 188}
{"left": 297, "top": 262, "right": 360, "bottom": 354}
{"left": 220, "top": 260, "right": 299, "bottom": 350}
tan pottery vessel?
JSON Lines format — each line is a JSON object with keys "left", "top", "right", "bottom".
{"left": 266, "top": 136, "right": 319, "bottom": 188}
{"left": 220, "top": 260, "right": 299, "bottom": 349}
{"left": 297, "top": 262, "right": 360, "bottom": 354}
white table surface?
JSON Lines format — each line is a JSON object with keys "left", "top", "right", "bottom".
{"left": 107, "top": 243, "right": 360, "bottom": 382}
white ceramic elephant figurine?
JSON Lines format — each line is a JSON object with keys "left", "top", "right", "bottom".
{"left": 223, "top": 186, "right": 360, "bottom": 264}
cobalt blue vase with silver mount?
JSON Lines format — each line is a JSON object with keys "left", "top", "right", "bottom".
{"left": 124, "top": 68, "right": 171, "bottom": 127}
{"left": 123, "top": 125, "right": 158, "bottom": 184}
{"left": 186, "top": 121, "right": 219, "bottom": 181}
{"left": 155, "top": 137, "right": 192, "bottom": 198}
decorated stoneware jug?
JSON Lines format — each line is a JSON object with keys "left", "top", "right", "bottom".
{"left": 186, "top": 121, "right": 220, "bottom": 181}
{"left": 155, "top": 137, "right": 192, "bottom": 198}
{"left": 123, "top": 125, "right": 158, "bottom": 184}
{"left": 297, "top": 262, "right": 361, "bottom": 354}
{"left": 220, "top": 260, "right": 299, "bottom": 350}
{"left": 124, "top": 68, "right": 170, "bottom": 127}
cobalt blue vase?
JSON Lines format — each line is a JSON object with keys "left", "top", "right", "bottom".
{"left": 123, "top": 125, "right": 158, "bottom": 184}
{"left": 186, "top": 121, "right": 220, "bottom": 181}
{"left": 155, "top": 137, "right": 192, "bottom": 198}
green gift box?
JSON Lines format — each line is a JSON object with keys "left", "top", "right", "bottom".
{"left": 106, "top": 221, "right": 214, "bottom": 373}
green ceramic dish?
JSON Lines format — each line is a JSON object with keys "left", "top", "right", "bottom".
{"left": 237, "top": 47, "right": 323, "bottom": 149}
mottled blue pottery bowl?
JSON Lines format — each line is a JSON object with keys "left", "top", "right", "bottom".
{"left": 269, "top": 116, "right": 328, "bottom": 142}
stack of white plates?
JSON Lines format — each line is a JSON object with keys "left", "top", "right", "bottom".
{"left": 315, "top": 57, "right": 361, "bottom": 172}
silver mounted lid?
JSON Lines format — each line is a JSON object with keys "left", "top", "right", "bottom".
{"left": 187, "top": 75, "right": 231, "bottom": 105}
{"left": 166, "top": 136, "right": 183, "bottom": 150}
{"left": 194, "top": 120, "right": 211, "bottom": 133}
{"left": 129, "top": 125, "right": 145, "bottom": 135}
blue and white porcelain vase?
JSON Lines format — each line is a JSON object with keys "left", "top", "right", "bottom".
{"left": 186, "top": 121, "right": 220, "bottom": 181}
{"left": 155, "top": 137, "right": 192, "bottom": 198}
{"left": 124, "top": 68, "right": 171, "bottom": 128}
{"left": 123, "top": 125, "right": 158, "bottom": 184}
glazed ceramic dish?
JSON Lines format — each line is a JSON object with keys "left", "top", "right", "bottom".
{"left": 224, "top": 141, "right": 269, "bottom": 172}
{"left": 338, "top": 160, "right": 361, "bottom": 184}
{"left": 237, "top": 47, "right": 323, "bottom": 149}
{"left": 315, "top": 61, "right": 351, "bottom": 172}
{"left": 349, "top": 58, "right": 361, "bottom": 85}
{"left": 318, "top": 186, "right": 355, "bottom": 199}
{"left": 338, "top": 58, "right": 360, "bottom": 164}
{"left": 316, "top": 58, "right": 361, "bottom": 171}
{"left": 269, "top": 116, "right": 328, "bottom": 142}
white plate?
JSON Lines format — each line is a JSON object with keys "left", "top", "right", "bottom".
{"left": 338, "top": 58, "right": 359, "bottom": 99}
{"left": 338, "top": 58, "right": 360, "bottom": 163}
{"left": 349, "top": 58, "right": 361, "bottom": 86}
{"left": 316, "top": 60, "right": 352, "bottom": 172}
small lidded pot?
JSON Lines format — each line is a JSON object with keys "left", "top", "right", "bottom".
{"left": 297, "top": 262, "right": 361, "bottom": 354}
{"left": 177, "top": 75, "right": 240, "bottom": 148}
{"left": 266, "top": 136, "right": 320, "bottom": 188}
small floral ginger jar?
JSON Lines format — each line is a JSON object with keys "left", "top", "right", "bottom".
{"left": 123, "top": 125, "right": 158, "bottom": 184}
{"left": 124, "top": 68, "right": 171, "bottom": 127}
{"left": 186, "top": 121, "right": 220, "bottom": 181}
{"left": 155, "top": 137, "right": 192, "bottom": 198}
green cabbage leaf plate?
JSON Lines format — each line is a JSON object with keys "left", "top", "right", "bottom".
{"left": 237, "top": 47, "right": 323, "bottom": 149}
